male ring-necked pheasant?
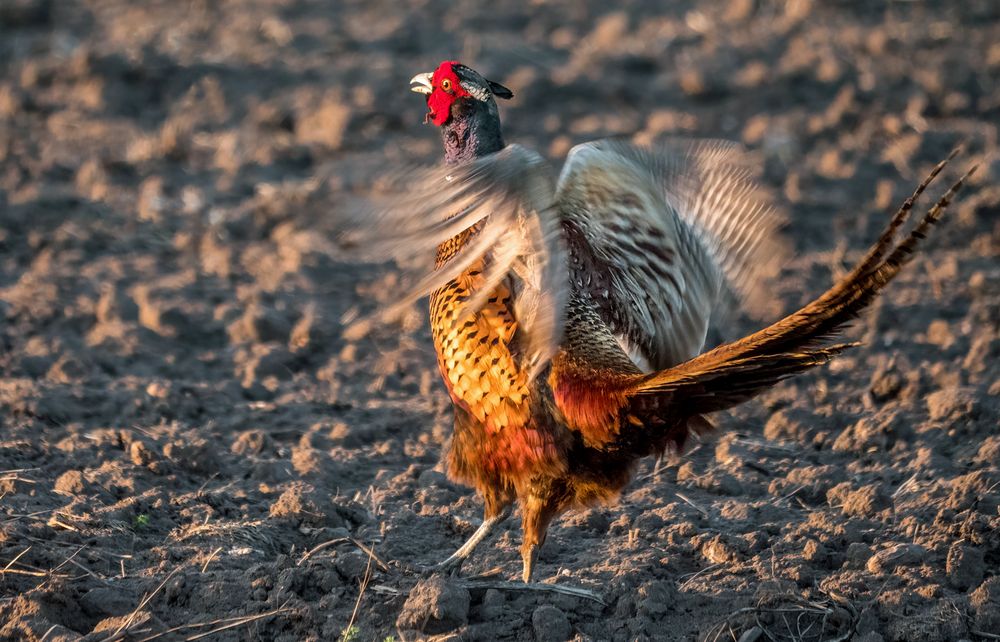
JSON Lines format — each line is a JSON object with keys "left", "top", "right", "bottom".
{"left": 349, "top": 61, "right": 973, "bottom": 582}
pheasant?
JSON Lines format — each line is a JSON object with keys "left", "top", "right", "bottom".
{"left": 347, "top": 60, "right": 973, "bottom": 582}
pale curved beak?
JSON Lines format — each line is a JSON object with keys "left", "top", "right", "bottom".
{"left": 410, "top": 72, "right": 433, "bottom": 95}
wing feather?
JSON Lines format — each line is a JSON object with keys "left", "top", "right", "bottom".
{"left": 339, "top": 144, "right": 568, "bottom": 380}
{"left": 554, "top": 139, "right": 786, "bottom": 370}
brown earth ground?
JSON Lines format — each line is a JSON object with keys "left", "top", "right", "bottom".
{"left": 1, "top": 0, "right": 999, "bottom": 640}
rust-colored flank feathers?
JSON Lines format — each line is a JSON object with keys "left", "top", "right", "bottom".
{"left": 349, "top": 61, "right": 975, "bottom": 583}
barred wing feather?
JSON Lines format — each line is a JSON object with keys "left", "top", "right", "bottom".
{"left": 554, "top": 139, "right": 786, "bottom": 371}
{"left": 340, "top": 144, "right": 568, "bottom": 380}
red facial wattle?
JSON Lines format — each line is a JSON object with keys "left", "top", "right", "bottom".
{"left": 426, "top": 61, "right": 471, "bottom": 126}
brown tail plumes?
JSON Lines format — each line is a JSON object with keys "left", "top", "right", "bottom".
{"left": 637, "top": 153, "right": 976, "bottom": 416}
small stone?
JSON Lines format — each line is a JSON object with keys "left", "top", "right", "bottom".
{"left": 396, "top": 577, "right": 470, "bottom": 634}
{"left": 532, "top": 604, "right": 572, "bottom": 642}
{"left": 946, "top": 543, "right": 984, "bottom": 591}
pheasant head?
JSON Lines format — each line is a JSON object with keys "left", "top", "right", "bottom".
{"left": 410, "top": 61, "right": 513, "bottom": 162}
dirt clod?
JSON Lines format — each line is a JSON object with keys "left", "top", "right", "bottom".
{"left": 532, "top": 604, "right": 572, "bottom": 642}
{"left": 269, "top": 483, "right": 343, "bottom": 527}
{"left": 396, "top": 577, "right": 470, "bottom": 634}
{"left": 970, "top": 577, "right": 1000, "bottom": 632}
{"left": 53, "top": 470, "right": 86, "bottom": 495}
{"left": 866, "top": 544, "right": 926, "bottom": 574}
{"left": 945, "top": 543, "right": 984, "bottom": 591}
{"left": 480, "top": 588, "right": 505, "bottom": 620}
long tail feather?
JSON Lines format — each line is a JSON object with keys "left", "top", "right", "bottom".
{"left": 632, "top": 154, "right": 974, "bottom": 417}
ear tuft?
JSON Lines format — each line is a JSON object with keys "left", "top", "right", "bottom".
{"left": 488, "top": 80, "right": 514, "bottom": 100}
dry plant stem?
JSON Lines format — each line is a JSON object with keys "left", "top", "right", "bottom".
{"left": 200, "top": 546, "right": 223, "bottom": 573}
{"left": 679, "top": 562, "right": 724, "bottom": 590}
{"left": 705, "top": 593, "right": 857, "bottom": 642}
{"left": 105, "top": 564, "right": 186, "bottom": 641}
{"left": 342, "top": 549, "right": 375, "bottom": 638}
{"left": 460, "top": 580, "right": 605, "bottom": 604}
{"left": 134, "top": 604, "right": 293, "bottom": 642}
{"left": 2, "top": 547, "right": 32, "bottom": 573}
{"left": 674, "top": 491, "right": 709, "bottom": 516}
{"left": 296, "top": 537, "right": 391, "bottom": 572}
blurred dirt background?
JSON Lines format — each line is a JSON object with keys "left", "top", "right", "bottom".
{"left": 1, "top": 0, "right": 999, "bottom": 640}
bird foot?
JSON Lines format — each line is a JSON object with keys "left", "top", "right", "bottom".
{"left": 420, "top": 554, "right": 465, "bottom": 577}
{"left": 413, "top": 507, "right": 512, "bottom": 578}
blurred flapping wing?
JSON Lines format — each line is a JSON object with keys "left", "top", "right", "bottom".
{"left": 554, "top": 139, "right": 786, "bottom": 371}
{"left": 340, "top": 144, "right": 568, "bottom": 380}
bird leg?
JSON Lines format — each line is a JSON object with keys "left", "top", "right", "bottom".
{"left": 431, "top": 504, "right": 512, "bottom": 574}
{"left": 519, "top": 493, "right": 560, "bottom": 583}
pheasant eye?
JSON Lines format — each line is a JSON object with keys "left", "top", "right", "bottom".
{"left": 440, "top": 79, "right": 452, "bottom": 92}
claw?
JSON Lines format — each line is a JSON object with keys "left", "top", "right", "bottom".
{"left": 521, "top": 544, "right": 538, "bottom": 583}
{"left": 420, "top": 507, "right": 512, "bottom": 577}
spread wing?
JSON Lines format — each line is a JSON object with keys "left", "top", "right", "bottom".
{"left": 338, "top": 144, "right": 568, "bottom": 380}
{"left": 554, "top": 139, "right": 786, "bottom": 371}
{"left": 550, "top": 149, "right": 970, "bottom": 452}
